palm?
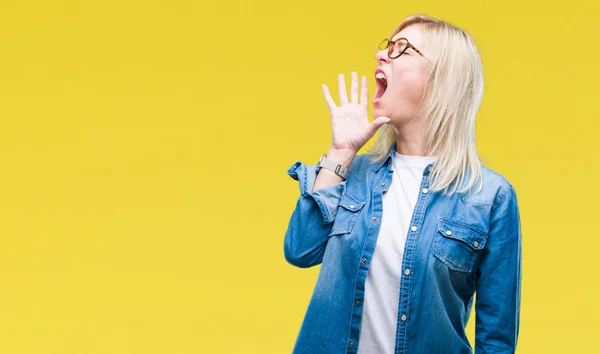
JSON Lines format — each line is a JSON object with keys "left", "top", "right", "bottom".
{"left": 330, "top": 103, "right": 371, "bottom": 152}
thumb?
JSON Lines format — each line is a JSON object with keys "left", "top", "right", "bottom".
{"left": 368, "top": 116, "right": 391, "bottom": 133}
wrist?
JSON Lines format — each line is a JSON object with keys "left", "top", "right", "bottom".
{"left": 326, "top": 147, "right": 357, "bottom": 169}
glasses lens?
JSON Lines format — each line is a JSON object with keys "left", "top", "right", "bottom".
{"left": 390, "top": 38, "right": 408, "bottom": 58}
{"left": 378, "top": 39, "right": 390, "bottom": 51}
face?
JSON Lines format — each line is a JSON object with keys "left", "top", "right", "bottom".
{"left": 373, "top": 24, "right": 429, "bottom": 125}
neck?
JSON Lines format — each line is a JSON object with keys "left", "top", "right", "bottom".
{"left": 392, "top": 119, "right": 434, "bottom": 157}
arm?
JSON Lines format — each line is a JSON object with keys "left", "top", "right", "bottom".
{"left": 283, "top": 70, "right": 387, "bottom": 268}
{"left": 283, "top": 150, "right": 356, "bottom": 268}
{"left": 474, "top": 184, "right": 522, "bottom": 353}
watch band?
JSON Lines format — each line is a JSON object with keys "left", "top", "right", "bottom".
{"left": 317, "top": 153, "right": 349, "bottom": 180}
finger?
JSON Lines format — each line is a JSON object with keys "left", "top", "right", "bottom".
{"left": 322, "top": 84, "right": 337, "bottom": 111}
{"left": 350, "top": 71, "right": 359, "bottom": 104}
{"left": 338, "top": 73, "right": 349, "bottom": 105}
{"left": 360, "top": 75, "right": 369, "bottom": 106}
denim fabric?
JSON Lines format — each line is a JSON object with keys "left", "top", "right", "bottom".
{"left": 283, "top": 142, "right": 522, "bottom": 354}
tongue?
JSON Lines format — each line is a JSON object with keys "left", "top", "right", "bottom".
{"left": 375, "top": 84, "right": 387, "bottom": 99}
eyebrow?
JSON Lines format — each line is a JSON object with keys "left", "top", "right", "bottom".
{"left": 391, "top": 36, "right": 410, "bottom": 41}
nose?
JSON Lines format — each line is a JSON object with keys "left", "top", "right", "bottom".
{"left": 374, "top": 48, "right": 391, "bottom": 64}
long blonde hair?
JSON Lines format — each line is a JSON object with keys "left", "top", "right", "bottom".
{"left": 367, "top": 14, "right": 485, "bottom": 195}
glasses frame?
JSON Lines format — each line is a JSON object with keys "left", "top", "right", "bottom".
{"left": 377, "top": 37, "right": 424, "bottom": 59}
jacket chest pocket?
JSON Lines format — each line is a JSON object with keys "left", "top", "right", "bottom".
{"left": 328, "top": 193, "right": 366, "bottom": 237}
{"left": 433, "top": 217, "right": 487, "bottom": 273}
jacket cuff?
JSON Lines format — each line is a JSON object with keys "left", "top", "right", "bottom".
{"left": 287, "top": 161, "right": 346, "bottom": 224}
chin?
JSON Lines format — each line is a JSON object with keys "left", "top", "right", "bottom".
{"left": 373, "top": 105, "right": 393, "bottom": 119}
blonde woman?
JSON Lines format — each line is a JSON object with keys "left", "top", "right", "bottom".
{"left": 284, "top": 14, "right": 522, "bottom": 354}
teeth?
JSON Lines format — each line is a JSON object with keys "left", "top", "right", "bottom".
{"left": 375, "top": 72, "right": 387, "bottom": 85}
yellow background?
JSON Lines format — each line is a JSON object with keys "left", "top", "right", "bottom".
{"left": 0, "top": 0, "right": 598, "bottom": 353}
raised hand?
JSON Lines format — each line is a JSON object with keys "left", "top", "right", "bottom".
{"left": 322, "top": 71, "right": 390, "bottom": 154}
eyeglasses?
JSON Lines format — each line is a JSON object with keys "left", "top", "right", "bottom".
{"left": 376, "top": 37, "right": 424, "bottom": 59}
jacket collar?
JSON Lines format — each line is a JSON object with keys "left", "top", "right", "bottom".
{"left": 374, "top": 140, "right": 397, "bottom": 173}
{"left": 374, "top": 140, "right": 435, "bottom": 176}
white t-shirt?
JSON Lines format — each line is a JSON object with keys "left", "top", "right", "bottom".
{"left": 357, "top": 150, "right": 438, "bottom": 353}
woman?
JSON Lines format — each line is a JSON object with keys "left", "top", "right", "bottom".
{"left": 283, "top": 14, "right": 522, "bottom": 354}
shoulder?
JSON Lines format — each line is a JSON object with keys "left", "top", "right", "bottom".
{"left": 478, "top": 163, "right": 518, "bottom": 210}
{"left": 480, "top": 164, "right": 513, "bottom": 189}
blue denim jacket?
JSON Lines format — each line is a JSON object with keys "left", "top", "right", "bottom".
{"left": 283, "top": 142, "right": 522, "bottom": 354}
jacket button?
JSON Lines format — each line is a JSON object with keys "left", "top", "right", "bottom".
{"left": 348, "top": 342, "right": 355, "bottom": 349}
{"left": 361, "top": 258, "right": 367, "bottom": 264}
{"left": 349, "top": 204, "right": 356, "bottom": 209}
{"left": 400, "top": 314, "right": 407, "bottom": 321}
{"left": 355, "top": 300, "right": 360, "bottom": 307}
{"left": 372, "top": 216, "right": 378, "bottom": 222}
{"left": 411, "top": 226, "right": 417, "bottom": 232}
{"left": 380, "top": 182, "right": 386, "bottom": 187}
{"left": 422, "top": 188, "right": 428, "bottom": 194}
{"left": 446, "top": 230, "right": 452, "bottom": 236}
{"left": 404, "top": 269, "right": 411, "bottom": 276}
{"left": 473, "top": 241, "right": 479, "bottom": 248}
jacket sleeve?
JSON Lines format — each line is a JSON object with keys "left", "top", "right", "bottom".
{"left": 283, "top": 161, "right": 347, "bottom": 268}
{"left": 474, "top": 183, "right": 522, "bottom": 353}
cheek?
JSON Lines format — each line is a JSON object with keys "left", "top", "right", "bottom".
{"left": 392, "top": 69, "right": 426, "bottom": 98}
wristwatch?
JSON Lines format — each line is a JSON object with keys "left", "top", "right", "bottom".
{"left": 316, "top": 153, "right": 350, "bottom": 180}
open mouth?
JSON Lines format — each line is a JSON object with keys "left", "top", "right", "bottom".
{"left": 374, "top": 73, "right": 388, "bottom": 101}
